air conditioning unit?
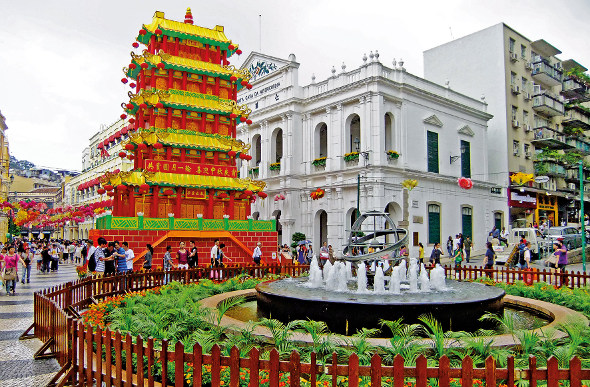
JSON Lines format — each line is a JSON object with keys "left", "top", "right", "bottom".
{"left": 525, "top": 151, "right": 532, "bottom": 159}
{"left": 510, "top": 52, "right": 518, "bottom": 62}
{"left": 513, "top": 149, "right": 520, "bottom": 156}
{"left": 511, "top": 84, "right": 521, "bottom": 94}
{"left": 512, "top": 120, "right": 520, "bottom": 128}
{"left": 569, "top": 183, "right": 576, "bottom": 190}
{"left": 525, "top": 62, "right": 533, "bottom": 70}
{"left": 523, "top": 124, "right": 531, "bottom": 132}
{"left": 523, "top": 92, "right": 532, "bottom": 101}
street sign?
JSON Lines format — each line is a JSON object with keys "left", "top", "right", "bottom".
{"left": 534, "top": 176, "right": 550, "bottom": 184}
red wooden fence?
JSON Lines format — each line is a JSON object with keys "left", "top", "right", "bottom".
{"left": 30, "top": 264, "right": 590, "bottom": 386}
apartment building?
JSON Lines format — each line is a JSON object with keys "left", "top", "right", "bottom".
{"left": 0, "top": 110, "right": 9, "bottom": 241}
{"left": 424, "top": 23, "right": 590, "bottom": 227}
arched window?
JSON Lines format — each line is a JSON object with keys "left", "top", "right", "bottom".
{"left": 271, "top": 128, "right": 283, "bottom": 163}
{"left": 428, "top": 204, "right": 441, "bottom": 244}
{"left": 346, "top": 114, "right": 361, "bottom": 153}
{"left": 252, "top": 134, "right": 262, "bottom": 166}
{"left": 315, "top": 209, "right": 328, "bottom": 246}
{"left": 314, "top": 123, "right": 328, "bottom": 159}
{"left": 384, "top": 113, "right": 394, "bottom": 151}
{"left": 461, "top": 206, "right": 473, "bottom": 239}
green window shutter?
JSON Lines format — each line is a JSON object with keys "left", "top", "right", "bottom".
{"left": 427, "top": 131, "right": 439, "bottom": 173}
{"left": 462, "top": 207, "right": 473, "bottom": 239}
{"left": 494, "top": 213, "right": 502, "bottom": 230}
{"left": 428, "top": 204, "right": 440, "bottom": 244}
{"left": 461, "top": 140, "right": 471, "bottom": 178}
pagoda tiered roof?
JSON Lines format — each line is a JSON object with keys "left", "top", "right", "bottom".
{"left": 125, "top": 51, "right": 250, "bottom": 84}
{"left": 128, "top": 129, "right": 250, "bottom": 153}
{"left": 108, "top": 171, "right": 265, "bottom": 192}
{"left": 136, "top": 11, "right": 238, "bottom": 54}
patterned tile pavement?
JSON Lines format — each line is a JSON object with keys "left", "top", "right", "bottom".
{"left": 0, "top": 263, "right": 78, "bottom": 387}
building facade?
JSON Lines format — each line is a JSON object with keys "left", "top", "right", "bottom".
{"left": 0, "top": 110, "right": 9, "bottom": 241}
{"left": 63, "top": 118, "right": 130, "bottom": 240}
{"left": 424, "top": 23, "right": 590, "bottom": 228}
{"left": 237, "top": 52, "right": 507, "bottom": 255}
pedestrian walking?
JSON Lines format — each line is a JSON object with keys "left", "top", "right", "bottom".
{"left": 319, "top": 242, "right": 329, "bottom": 268}
{"left": 163, "top": 245, "right": 175, "bottom": 284}
{"left": 143, "top": 244, "right": 153, "bottom": 270}
{"left": 252, "top": 242, "right": 262, "bottom": 276}
{"left": 429, "top": 243, "right": 442, "bottom": 265}
{"left": 464, "top": 237, "right": 472, "bottom": 263}
{"left": 2, "top": 246, "right": 26, "bottom": 295}
{"left": 306, "top": 244, "right": 314, "bottom": 265}
{"left": 446, "top": 236, "right": 453, "bottom": 257}
{"left": 20, "top": 247, "right": 33, "bottom": 284}
{"left": 103, "top": 242, "right": 117, "bottom": 276}
{"left": 418, "top": 242, "right": 424, "bottom": 264}
{"left": 123, "top": 242, "right": 134, "bottom": 272}
{"left": 484, "top": 242, "right": 495, "bottom": 278}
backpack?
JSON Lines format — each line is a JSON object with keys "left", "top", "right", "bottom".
{"left": 519, "top": 249, "right": 527, "bottom": 266}
{"left": 88, "top": 250, "right": 97, "bottom": 272}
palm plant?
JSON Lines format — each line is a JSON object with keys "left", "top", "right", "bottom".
{"left": 379, "top": 319, "right": 426, "bottom": 366}
{"left": 254, "top": 318, "right": 300, "bottom": 359}
{"left": 290, "top": 319, "right": 340, "bottom": 364}
{"left": 336, "top": 328, "right": 379, "bottom": 365}
{"left": 417, "top": 314, "right": 462, "bottom": 365}
{"left": 453, "top": 329, "right": 511, "bottom": 367}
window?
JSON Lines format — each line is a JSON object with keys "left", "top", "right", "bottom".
{"left": 427, "top": 131, "right": 439, "bottom": 173}
{"left": 511, "top": 106, "right": 518, "bottom": 120}
{"left": 494, "top": 212, "right": 503, "bottom": 230}
{"left": 509, "top": 38, "right": 515, "bottom": 53}
{"left": 521, "top": 77, "right": 528, "bottom": 91}
{"left": 524, "top": 143, "right": 530, "bottom": 158}
{"left": 513, "top": 140, "right": 520, "bottom": 156}
{"left": 461, "top": 140, "right": 471, "bottom": 178}
{"left": 461, "top": 207, "right": 473, "bottom": 239}
{"left": 510, "top": 72, "right": 517, "bottom": 84}
{"left": 523, "top": 110, "right": 529, "bottom": 125}
{"left": 428, "top": 204, "right": 441, "bottom": 244}
{"left": 521, "top": 44, "right": 527, "bottom": 59}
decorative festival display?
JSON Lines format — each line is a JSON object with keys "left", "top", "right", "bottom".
{"left": 90, "top": 9, "right": 266, "bottom": 220}
{"left": 274, "top": 194, "right": 285, "bottom": 201}
{"left": 510, "top": 172, "right": 534, "bottom": 186}
{"left": 310, "top": 188, "right": 325, "bottom": 200}
{"left": 458, "top": 177, "right": 473, "bottom": 190}
{"left": 401, "top": 179, "right": 418, "bottom": 191}
{"left": 1, "top": 200, "right": 113, "bottom": 228}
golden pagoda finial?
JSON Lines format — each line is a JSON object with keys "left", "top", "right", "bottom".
{"left": 184, "top": 7, "right": 193, "bottom": 24}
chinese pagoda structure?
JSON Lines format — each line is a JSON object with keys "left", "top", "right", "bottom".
{"left": 89, "top": 9, "right": 276, "bottom": 266}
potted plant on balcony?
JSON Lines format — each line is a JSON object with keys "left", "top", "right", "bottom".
{"left": 312, "top": 157, "right": 327, "bottom": 167}
{"left": 386, "top": 150, "right": 400, "bottom": 160}
{"left": 563, "top": 126, "right": 585, "bottom": 138}
{"left": 344, "top": 152, "right": 359, "bottom": 162}
{"left": 269, "top": 162, "right": 281, "bottom": 171}
{"left": 248, "top": 166, "right": 259, "bottom": 176}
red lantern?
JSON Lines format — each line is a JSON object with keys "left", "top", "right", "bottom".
{"left": 129, "top": 118, "right": 135, "bottom": 124}
{"left": 120, "top": 114, "right": 127, "bottom": 120}
{"left": 138, "top": 143, "right": 148, "bottom": 151}
{"left": 127, "top": 154, "right": 135, "bottom": 160}
{"left": 140, "top": 183, "right": 150, "bottom": 192}
{"left": 157, "top": 62, "right": 165, "bottom": 69}
{"left": 132, "top": 42, "right": 139, "bottom": 48}
{"left": 129, "top": 83, "right": 136, "bottom": 88}
{"left": 103, "top": 139, "right": 109, "bottom": 146}
{"left": 258, "top": 192, "right": 268, "bottom": 199}
{"left": 129, "top": 63, "right": 137, "bottom": 70}
{"left": 153, "top": 142, "right": 163, "bottom": 149}
{"left": 126, "top": 103, "right": 134, "bottom": 109}
{"left": 118, "top": 151, "right": 127, "bottom": 158}
{"left": 241, "top": 80, "right": 248, "bottom": 86}
{"left": 238, "top": 153, "right": 246, "bottom": 159}
{"left": 246, "top": 84, "right": 253, "bottom": 89}
{"left": 245, "top": 155, "right": 252, "bottom": 161}
{"left": 124, "top": 144, "right": 134, "bottom": 150}
{"left": 121, "top": 78, "right": 128, "bottom": 84}
{"left": 458, "top": 177, "right": 473, "bottom": 190}
{"left": 230, "top": 113, "right": 237, "bottom": 119}
{"left": 228, "top": 150, "right": 236, "bottom": 158}
{"left": 246, "top": 119, "right": 252, "bottom": 125}
{"left": 140, "top": 62, "right": 149, "bottom": 69}
{"left": 240, "top": 116, "right": 246, "bottom": 122}
{"left": 107, "top": 192, "right": 115, "bottom": 197}
{"left": 155, "top": 28, "right": 163, "bottom": 35}
{"left": 97, "top": 188, "right": 106, "bottom": 195}
{"left": 244, "top": 190, "right": 253, "bottom": 196}
{"left": 104, "top": 184, "right": 114, "bottom": 191}
{"left": 139, "top": 29, "right": 147, "bottom": 35}
{"left": 230, "top": 76, "right": 237, "bottom": 82}
{"left": 109, "top": 135, "right": 115, "bottom": 143}
{"left": 156, "top": 102, "right": 164, "bottom": 109}
{"left": 228, "top": 44, "right": 235, "bottom": 50}
{"left": 117, "top": 184, "right": 127, "bottom": 191}
{"left": 218, "top": 192, "right": 228, "bottom": 199}
{"left": 236, "top": 49, "right": 242, "bottom": 55}
{"left": 139, "top": 103, "right": 147, "bottom": 109}
{"left": 113, "top": 169, "right": 120, "bottom": 174}
{"left": 162, "top": 188, "right": 174, "bottom": 195}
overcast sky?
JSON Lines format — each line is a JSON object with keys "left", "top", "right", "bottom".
{"left": 1, "top": 0, "right": 589, "bottom": 170}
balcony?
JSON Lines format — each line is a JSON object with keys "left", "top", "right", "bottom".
{"left": 532, "top": 92, "right": 564, "bottom": 117}
{"left": 531, "top": 57, "right": 563, "bottom": 87}
{"left": 534, "top": 160, "right": 565, "bottom": 177}
{"left": 565, "top": 167, "right": 590, "bottom": 182}
{"left": 562, "top": 77, "right": 590, "bottom": 102}
{"left": 531, "top": 127, "right": 572, "bottom": 150}
{"left": 562, "top": 105, "right": 590, "bottom": 130}
{"left": 565, "top": 137, "right": 590, "bottom": 155}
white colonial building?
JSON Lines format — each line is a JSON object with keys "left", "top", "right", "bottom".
{"left": 236, "top": 52, "right": 508, "bottom": 256}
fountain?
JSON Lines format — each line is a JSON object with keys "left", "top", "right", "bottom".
{"left": 257, "top": 211, "right": 505, "bottom": 333}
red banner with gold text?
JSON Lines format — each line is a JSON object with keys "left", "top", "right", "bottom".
{"left": 144, "top": 159, "right": 238, "bottom": 178}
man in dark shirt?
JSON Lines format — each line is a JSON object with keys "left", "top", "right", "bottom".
{"left": 189, "top": 240, "right": 199, "bottom": 268}
{"left": 104, "top": 242, "right": 117, "bottom": 275}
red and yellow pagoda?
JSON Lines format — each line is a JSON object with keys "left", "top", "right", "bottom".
{"left": 89, "top": 9, "right": 276, "bottom": 266}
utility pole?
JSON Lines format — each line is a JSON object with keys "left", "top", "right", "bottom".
{"left": 580, "top": 161, "right": 586, "bottom": 272}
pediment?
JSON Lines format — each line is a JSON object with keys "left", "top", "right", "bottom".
{"left": 423, "top": 115, "right": 443, "bottom": 127}
{"left": 457, "top": 125, "right": 475, "bottom": 136}
{"left": 240, "top": 52, "right": 292, "bottom": 83}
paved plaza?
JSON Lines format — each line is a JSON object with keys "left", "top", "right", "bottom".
{"left": 0, "top": 264, "right": 77, "bottom": 387}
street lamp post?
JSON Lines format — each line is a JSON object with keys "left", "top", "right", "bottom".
{"left": 580, "top": 161, "right": 586, "bottom": 272}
